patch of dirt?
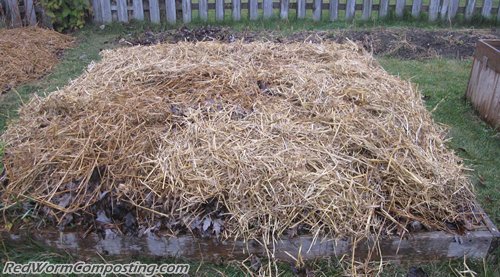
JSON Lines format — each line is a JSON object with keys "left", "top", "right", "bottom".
{"left": 118, "top": 26, "right": 499, "bottom": 59}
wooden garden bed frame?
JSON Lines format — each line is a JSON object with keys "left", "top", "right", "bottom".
{"left": 2, "top": 207, "right": 498, "bottom": 263}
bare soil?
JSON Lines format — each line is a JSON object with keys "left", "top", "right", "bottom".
{"left": 119, "top": 27, "right": 500, "bottom": 59}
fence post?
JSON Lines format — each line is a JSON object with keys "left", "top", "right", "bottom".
{"left": 280, "top": 0, "right": 289, "bottom": 19}
{"left": 117, "top": 0, "right": 128, "bottom": 22}
{"left": 166, "top": 0, "right": 176, "bottom": 23}
{"left": 199, "top": 0, "right": 208, "bottom": 21}
{"left": 216, "top": 0, "right": 224, "bottom": 21}
{"left": 313, "top": 0, "right": 322, "bottom": 21}
{"left": 297, "top": 0, "right": 306, "bottom": 19}
{"left": 329, "top": 0, "right": 338, "bottom": 21}
{"left": 411, "top": 0, "right": 422, "bottom": 18}
{"left": 428, "top": 0, "right": 439, "bottom": 21}
{"left": 133, "top": 0, "right": 144, "bottom": 20}
{"left": 101, "top": 0, "right": 112, "bottom": 23}
{"left": 362, "top": 0, "right": 372, "bottom": 20}
{"left": 24, "top": 0, "right": 37, "bottom": 25}
{"left": 150, "top": 0, "right": 161, "bottom": 23}
{"left": 395, "top": 0, "right": 406, "bottom": 18}
{"left": 481, "top": 0, "right": 492, "bottom": 18}
{"left": 182, "top": 0, "right": 191, "bottom": 23}
{"left": 263, "top": 0, "right": 273, "bottom": 19}
{"left": 345, "top": 0, "right": 356, "bottom": 21}
{"left": 233, "top": 0, "right": 241, "bottom": 20}
{"left": 249, "top": 0, "right": 258, "bottom": 20}
{"left": 379, "top": 0, "right": 389, "bottom": 18}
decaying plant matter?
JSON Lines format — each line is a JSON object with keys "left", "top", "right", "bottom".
{"left": 1, "top": 42, "right": 476, "bottom": 250}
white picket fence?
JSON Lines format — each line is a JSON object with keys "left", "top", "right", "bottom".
{"left": 91, "top": 0, "right": 500, "bottom": 24}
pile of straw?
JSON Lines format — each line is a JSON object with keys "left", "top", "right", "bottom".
{"left": 1, "top": 42, "right": 475, "bottom": 243}
{"left": 0, "top": 27, "right": 73, "bottom": 92}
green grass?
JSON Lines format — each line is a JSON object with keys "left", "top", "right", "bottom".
{"left": 0, "top": 23, "right": 499, "bottom": 276}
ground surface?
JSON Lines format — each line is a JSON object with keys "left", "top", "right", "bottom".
{"left": 0, "top": 23, "right": 499, "bottom": 276}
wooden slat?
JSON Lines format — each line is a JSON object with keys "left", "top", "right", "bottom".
{"left": 297, "top": 0, "right": 306, "bottom": 19}
{"left": 166, "top": 0, "right": 177, "bottom": 24}
{"left": 5, "top": 0, "right": 22, "bottom": 27}
{"left": 395, "top": 0, "right": 406, "bottom": 17}
{"left": 199, "top": 0, "right": 208, "bottom": 21}
{"left": 362, "top": 0, "right": 372, "bottom": 20}
{"left": 440, "top": 0, "right": 449, "bottom": 19}
{"left": 150, "top": 0, "right": 161, "bottom": 23}
{"left": 448, "top": 0, "right": 459, "bottom": 19}
{"left": 465, "top": 0, "right": 476, "bottom": 20}
{"left": 249, "top": 0, "right": 258, "bottom": 20}
{"left": 498, "top": 4, "right": 500, "bottom": 21}
{"left": 216, "top": 0, "right": 224, "bottom": 21}
{"left": 329, "top": 0, "right": 338, "bottom": 21}
{"left": 24, "top": 0, "right": 36, "bottom": 25}
{"left": 482, "top": 0, "right": 493, "bottom": 18}
{"left": 100, "top": 0, "right": 112, "bottom": 23}
{"left": 263, "top": 0, "right": 273, "bottom": 19}
{"left": 280, "top": 0, "right": 289, "bottom": 19}
{"left": 91, "top": 0, "right": 102, "bottom": 22}
{"left": 313, "top": 0, "right": 322, "bottom": 21}
{"left": 183, "top": 0, "right": 192, "bottom": 23}
{"left": 411, "top": 0, "right": 422, "bottom": 18}
{"left": 133, "top": 0, "right": 145, "bottom": 20}
{"left": 428, "top": 0, "right": 439, "bottom": 21}
{"left": 345, "top": 0, "right": 356, "bottom": 21}
{"left": 233, "top": 0, "right": 241, "bottom": 20}
{"left": 379, "top": 0, "right": 389, "bottom": 18}
{"left": 117, "top": 0, "right": 128, "bottom": 22}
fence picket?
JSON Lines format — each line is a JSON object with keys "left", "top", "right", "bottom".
{"left": 199, "top": 0, "right": 208, "bottom": 21}
{"left": 465, "top": 0, "right": 476, "bottom": 20}
{"left": 498, "top": 4, "right": 500, "bottom": 21}
{"left": 216, "top": 0, "right": 224, "bottom": 21}
{"left": 395, "top": 0, "right": 406, "bottom": 17}
{"left": 233, "top": 0, "right": 241, "bottom": 20}
{"left": 23, "top": 0, "right": 36, "bottom": 25}
{"left": 379, "top": 0, "right": 389, "bottom": 18}
{"left": 150, "top": 0, "right": 161, "bottom": 23}
{"left": 101, "top": 0, "right": 112, "bottom": 23}
{"left": 346, "top": 0, "right": 356, "bottom": 21}
{"left": 362, "top": 0, "right": 372, "bottom": 20}
{"left": 428, "top": 0, "right": 439, "bottom": 21}
{"left": 117, "top": 0, "right": 128, "bottom": 22}
{"left": 329, "top": 0, "right": 338, "bottom": 21}
{"left": 91, "top": 0, "right": 102, "bottom": 22}
{"left": 263, "top": 0, "right": 273, "bottom": 19}
{"left": 482, "top": 0, "right": 493, "bottom": 18}
{"left": 166, "top": 0, "right": 176, "bottom": 23}
{"left": 448, "top": 0, "right": 459, "bottom": 19}
{"left": 440, "top": 0, "right": 449, "bottom": 19}
{"left": 183, "top": 0, "right": 191, "bottom": 23}
{"left": 280, "top": 0, "right": 289, "bottom": 19}
{"left": 5, "top": 0, "right": 22, "bottom": 27}
{"left": 249, "top": 0, "right": 258, "bottom": 20}
{"left": 133, "top": 0, "right": 144, "bottom": 20}
{"left": 411, "top": 0, "right": 422, "bottom": 18}
{"left": 297, "top": 0, "right": 306, "bottom": 19}
{"left": 313, "top": 0, "right": 322, "bottom": 21}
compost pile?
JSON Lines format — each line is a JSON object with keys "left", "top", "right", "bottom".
{"left": 0, "top": 27, "right": 73, "bottom": 93}
{"left": 1, "top": 42, "right": 476, "bottom": 242}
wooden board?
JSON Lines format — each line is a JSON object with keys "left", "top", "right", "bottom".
{"left": 150, "top": 0, "right": 161, "bottom": 23}
{"left": 329, "top": 0, "right": 339, "bottom": 21}
{"left": 249, "top": 0, "right": 258, "bottom": 20}
{"left": 263, "top": 0, "right": 273, "bottom": 19}
{"left": 182, "top": 0, "right": 192, "bottom": 23}
{"left": 345, "top": 0, "right": 356, "bottom": 21}
{"left": 395, "top": 0, "right": 406, "bottom": 17}
{"left": 101, "top": 0, "right": 112, "bottom": 23}
{"left": 379, "top": 0, "right": 389, "bottom": 18}
{"left": 313, "top": 0, "right": 322, "bottom": 21}
{"left": 233, "top": 0, "right": 241, "bottom": 21}
{"left": 133, "top": 0, "right": 145, "bottom": 20}
{"left": 5, "top": 0, "right": 22, "bottom": 27}
{"left": 166, "top": 0, "right": 177, "bottom": 24}
{"left": 24, "top": 0, "right": 37, "bottom": 25}
{"left": 216, "top": 0, "right": 224, "bottom": 21}
{"left": 280, "top": 0, "right": 289, "bottom": 19}
{"left": 117, "top": 0, "right": 128, "bottom": 22}
{"left": 362, "top": 0, "right": 372, "bottom": 20}
{"left": 411, "top": 0, "right": 422, "bottom": 18}
{"left": 465, "top": 0, "right": 476, "bottom": 20}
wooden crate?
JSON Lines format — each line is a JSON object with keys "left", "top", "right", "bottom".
{"left": 467, "top": 40, "right": 500, "bottom": 130}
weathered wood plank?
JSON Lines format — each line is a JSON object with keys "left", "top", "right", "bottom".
{"left": 313, "top": 0, "right": 322, "bottom": 21}
{"left": 199, "top": 0, "right": 208, "bottom": 21}
{"left": 379, "top": 0, "right": 389, "bottom": 18}
{"left": 100, "top": 0, "right": 112, "bottom": 23}
{"left": 280, "top": 0, "right": 289, "bottom": 19}
{"left": 447, "top": 0, "right": 459, "bottom": 20}
{"left": 233, "top": 0, "right": 241, "bottom": 20}
{"left": 249, "top": 0, "right": 258, "bottom": 20}
{"left": 428, "top": 0, "right": 439, "bottom": 21}
{"left": 117, "top": 0, "right": 128, "bottom": 22}
{"left": 395, "top": 0, "right": 406, "bottom": 17}
{"left": 91, "top": 0, "right": 102, "bottom": 22}
{"left": 440, "top": 0, "right": 449, "bottom": 19}
{"left": 263, "top": 0, "right": 273, "bottom": 19}
{"left": 216, "top": 0, "right": 224, "bottom": 21}
{"left": 465, "top": 0, "right": 476, "bottom": 20}
{"left": 411, "top": 0, "right": 422, "bottom": 18}
{"left": 150, "top": 0, "right": 161, "bottom": 23}
{"left": 297, "top": 0, "right": 306, "bottom": 19}
{"left": 182, "top": 0, "right": 191, "bottom": 23}
{"left": 362, "top": 0, "right": 372, "bottom": 20}
{"left": 345, "top": 0, "right": 356, "bottom": 21}
{"left": 5, "top": 0, "right": 22, "bottom": 27}
{"left": 24, "top": 0, "right": 36, "bottom": 25}
{"left": 166, "top": 0, "right": 177, "bottom": 24}
{"left": 498, "top": 4, "right": 500, "bottom": 22}
{"left": 329, "top": 0, "right": 338, "bottom": 21}
{"left": 133, "top": 0, "right": 145, "bottom": 20}
{"left": 481, "top": 0, "right": 493, "bottom": 18}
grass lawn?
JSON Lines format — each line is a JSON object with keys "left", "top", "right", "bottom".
{"left": 0, "top": 22, "right": 499, "bottom": 276}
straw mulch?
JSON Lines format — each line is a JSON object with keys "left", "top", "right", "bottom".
{"left": 1, "top": 42, "right": 476, "bottom": 244}
{"left": 0, "top": 27, "right": 73, "bottom": 93}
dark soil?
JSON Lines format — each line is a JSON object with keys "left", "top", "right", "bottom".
{"left": 118, "top": 26, "right": 500, "bottom": 59}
